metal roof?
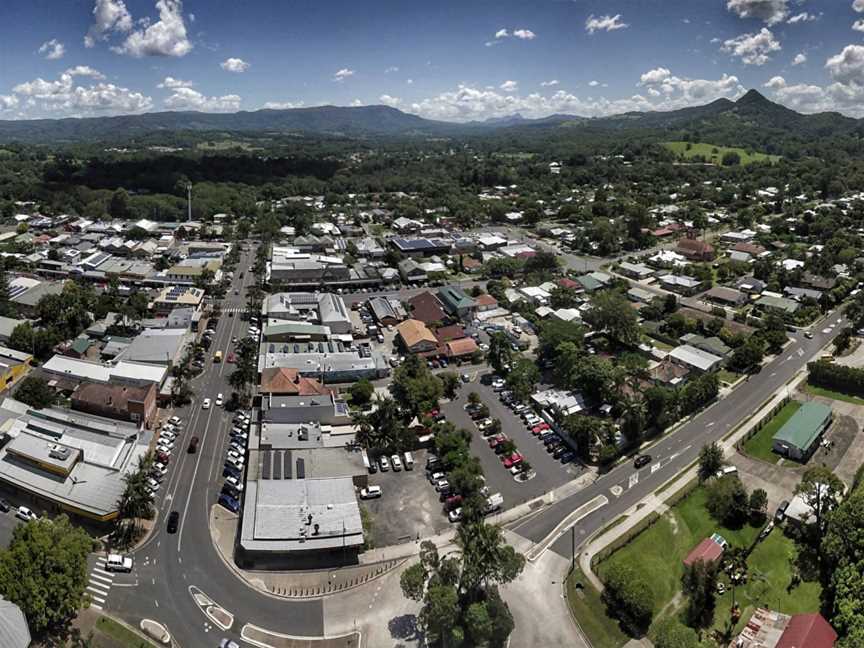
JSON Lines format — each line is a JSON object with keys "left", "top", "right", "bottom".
{"left": 773, "top": 402, "right": 831, "bottom": 451}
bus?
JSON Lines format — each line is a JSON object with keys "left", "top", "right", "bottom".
{"left": 213, "top": 350, "right": 223, "bottom": 363}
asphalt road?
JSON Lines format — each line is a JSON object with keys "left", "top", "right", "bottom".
{"left": 107, "top": 257, "right": 846, "bottom": 646}
{"left": 511, "top": 311, "right": 847, "bottom": 559}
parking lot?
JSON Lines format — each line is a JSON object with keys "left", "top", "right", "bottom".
{"left": 441, "top": 378, "right": 582, "bottom": 510}
{"left": 362, "top": 448, "right": 451, "bottom": 546}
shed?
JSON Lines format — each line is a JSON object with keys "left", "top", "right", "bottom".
{"left": 772, "top": 402, "right": 832, "bottom": 461}
{"left": 683, "top": 537, "right": 724, "bottom": 567}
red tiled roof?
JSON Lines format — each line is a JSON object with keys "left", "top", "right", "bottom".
{"left": 683, "top": 537, "right": 724, "bottom": 566}
{"left": 445, "top": 338, "right": 479, "bottom": 357}
{"left": 776, "top": 614, "right": 837, "bottom": 648}
{"left": 259, "top": 368, "right": 332, "bottom": 396}
{"left": 407, "top": 292, "right": 447, "bottom": 324}
{"left": 558, "top": 278, "right": 579, "bottom": 289}
{"left": 435, "top": 324, "right": 466, "bottom": 343}
{"left": 474, "top": 294, "right": 498, "bottom": 307}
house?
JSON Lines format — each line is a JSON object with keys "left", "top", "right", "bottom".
{"left": 474, "top": 294, "right": 499, "bottom": 312}
{"left": 445, "top": 338, "right": 479, "bottom": 359}
{"left": 392, "top": 216, "right": 423, "bottom": 232}
{"left": 71, "top": 382, "right": 158, "bottom": 428}
{"left": 0, "top": 316, "right": 26, "bottom": 344}
{"left": 733, "top": 609, "right": 836, "bottom": 648}
{"left": 437, "top": 286, "right": 476, "bottom": 320}
{"left": 406, "top": 292, "right": 447, "bottom": 325}
{"left": 755, "top": 294, "right": 800, "bottom": 316}
{"left": 668, "top": 344, "right": 723, "bottom": 373}
{"left": 618, "top": 262, "right": 654, "bottom": 280}
{"left": 732, "top": 241, "right": 767, "bottom": 257}
{"left": 152, "top": 285, "right": 205, "bottom": 315}
{"left": 785, "top": 286, "right": 823, "bottom": 302}
{"left": 434, "top": 324, "right": 466, "bottom": 343}
{"left": 658, "top": 274, "right": 703, "bottom": 295}
{"left": 259, "top": 368, "right": 332, "bottom": 396}
{"left": 396, "top": 319, "right": 438, "bottom": 353}
{"left": 736, "top": 276, "right": 766, "bottom": 295}
{"left": 772, "top": 402, "right": 832, "bottom": 461}
{"left": 649, "top": 358, "right": 690, "bottom": 386}
{"left": 676, "top": 237, "right": 715, "bottom": 261}
{"left": 0, "top": 347, "right": 32, "bottom": 391}
{"left": 683, "top": 536, "right": 726, "bottom": 567}
{"left": 398, "top": 258, "right": 427, "bottom": 283}
{"left": 368, "top": 297, "right": 405, "bottom": 326}
{"left": 627, "top": 287, "right": 656, "bottom": 304}
{"left": 680, "top": 333, "right": 732, "bottom": 357}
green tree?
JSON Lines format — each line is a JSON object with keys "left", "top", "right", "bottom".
{"left": 681, "top": 559, "right": 718, "bottom": 628}
{"left": 352, "top": 396, "right": 411, "bottom": 452}
{"left": 440, "top": 372, "right": 461, "bottom": 399}
{"left": 349, "top": 378, "right": 375, "bottom": 406}
{"left": 584, "top": 290, "right": 640, "bottom": 347}
{"left": 14, "top": 375, "right": 56, "bottom": 409}
{"left": 650, "top": 617, "right": 701, "bottom": 648}
{"left": 390, "top": 355, "right": 443, "bottom": 416}
{"left": 602, "top": 561, "right": 654, "bottom": 633}
{"left": 698, "top": 442, "right": 724, "bottom": 483}
{"left": 0, "top": 515, "right": 95, "bottom": 636}
{"left": 796, "top": 466, "right": 845, "bottom": 539}
{"left": 706, "top": 474, "right": 749, "bottom": 526}
{"left": 487, "top": 332, "right": 513, "bottom": 374}
{"left": 506, "top": 356, "right": 539, "bottom": 403}
{"left": 749, "top": 488, "right": 768, "bottom": 523}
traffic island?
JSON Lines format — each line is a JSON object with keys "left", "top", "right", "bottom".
{"left": 140, "top": 618, "right": 171, "bottom": 644}
{"left": 241, "top": 623, "right": 360, "bottom": 648}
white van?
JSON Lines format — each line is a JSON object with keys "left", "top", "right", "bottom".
{"left": 403, "top": 452, "right": 415, "bottom": 470}
{"left": 106, "top": 553, "right": 133, "bottom": 572}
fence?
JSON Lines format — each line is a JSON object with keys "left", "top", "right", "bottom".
{"left": 734, "top": 395, "right": 791, "bottom": 452}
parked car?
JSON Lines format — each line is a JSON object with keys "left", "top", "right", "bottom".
{"left": 0, "top": 499, "right": 10, "bottom": 513}
{"left": 391, "top": 454, "right": 403, "bottom": 471}
{"left": 503, "top": 453, "right": 524, "bottom": 469}
{"left": 531, "top": 423, "right": 550, "bottom": 435}
{"left": 169, "top": 416, "right": 181, "bottom": 426}
{"left": 202, "top": 398, "right": 211, "bottom": 409}
{"left": 216, "top": 393, "right": 224, "bottom": 407}
{"left": 775, "top": 500, "right": 790, "bottom": 522}
{"left": 559, "top": 451, "right": 576, "bottom": 464}
{"left": 488, "top": 433, "right": 507, "bottom": 449}
{"left": 448, "top": 508, "right": 463, "bottom": 523}
{"left": 379, "top": 455, "right": 390, "bottom": 472}
{"left": 445, "top": 495, "right": 463, "bottom": 511}
{"left": 360, "top": 486, "right": 382, "bottom": 499}
{"left": 15, "top": 506, "right": 36, "bottom": 522}
{"left": 223, "top": 465, "right": 241, "bottom": 479}
{"left": 218, "top": 493, "right": 240, "bottom": 513}
{"left": 105, "top": 553, "right": 133, "bottom": 572}
{"left": 429, "top": 471, "right": 445, "bottom": 484}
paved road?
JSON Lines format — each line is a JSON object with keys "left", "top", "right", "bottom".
{"left": 511, "top": 312, "right": 846, "bottom": 559}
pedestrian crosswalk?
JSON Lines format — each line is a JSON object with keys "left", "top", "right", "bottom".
{"left": 221, "top": 306, "right": 248, "bottom": 314}
{"left": 86, "top": 558, "right": 115, "bottom": 610}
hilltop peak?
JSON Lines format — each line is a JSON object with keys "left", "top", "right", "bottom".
{"left": 736, "top": 89, "right": 770, "bottom": 106}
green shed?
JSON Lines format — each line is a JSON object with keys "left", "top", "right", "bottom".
{"left": 772, "top": 402, "right": 832, "bottom": 461}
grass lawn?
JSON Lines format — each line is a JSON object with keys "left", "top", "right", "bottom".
{"left": 597, "top": 487, "right": 762, "bottom": 616}
{"left": 566, "top": 567, "right": 629, "bottom": 648}
{"left": 713, "top": 529, "right": 822, "bottom": 636}
{"left": 718, "top": 370, "right": 742, "bottom": 386}
{"left": 742, "top": 401, "right": 801, "bottom": 464}
{"left": 663, "top": 141, "right": 780, "bottom": 166}
{"left": 803, "top": 383, "right": 864, "bottom": 406}
{"left": 93, "top": 616, "right": 156, "bottom": 647}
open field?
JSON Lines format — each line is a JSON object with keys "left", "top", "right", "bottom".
{"left": 664, "top": 141, "right": 781, "bottom": 166}
{"left": 742, "top": 400, "right": 801, "bottom": 464}
{"left": 804, "top": 383, "right": 864, "bottom": 406}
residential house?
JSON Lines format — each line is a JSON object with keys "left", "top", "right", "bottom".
{"left": 396, "top": 319, "right": 438, "bottom": 354}
{"left": 437, "top": 286, "right": 476, "bottom": 320}
{"left": 398, "top": 258, "right": 427, "bottom": 283}
{"left": 668, "top": 344, "right": 723, "bottom": 373}
{"left": 676, "top": 237, "right": 715, "bottom": 262}
{"left": 618, "top": 261, "right": 655, "bottom": 280}
{"left": 259, "top": 368, "right": 332, "bottom": 396}
{"left": 755, "top": 294, "right": 800, "bottom": 316}
{"left": 406, "top": 292, "right": 447, "bottom": 325}
{"left": 659, "top": 274, "right": 703, "bottom": 295}
{"left": 704, "top": 286, "right": 746, "bottom": 307}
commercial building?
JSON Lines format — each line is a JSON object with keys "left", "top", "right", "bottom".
{"left": 263, "top": 292, "right": 352, "bottom": 336}
{"left": 71, "top": 382, "right": 158, "bottom": 429}
{"left": 772, "top": 402, "right": 832, "bottom": 461}
{"left": 118, "top": 328, "right": 192, "bottom": 366}
{"left": 151, "top": 285, "right": 205, "bottom": 315}
{"left": 437, "top": 286, "right": 476, "bottom": 319}
{"left": 267, "top": 247, "right": 350, "bottom": 286}
{"left": 0, "top": 398, "right": 149, "bottom": 523}
{"left": 396, "top": 319, "right": 438, "bottom": 354}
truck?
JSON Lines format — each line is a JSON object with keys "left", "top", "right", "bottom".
{"left": 213, "top": 350, "right": 223, "bottom": 363}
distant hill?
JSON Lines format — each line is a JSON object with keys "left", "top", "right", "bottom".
{"left": 0, "top": 89, "right": 858, "bottom": 145}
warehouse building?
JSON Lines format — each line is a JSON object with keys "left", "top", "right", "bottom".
{"left": 772, "top": 402, "right": 832, "bottom": 462}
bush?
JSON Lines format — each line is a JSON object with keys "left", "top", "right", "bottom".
{"left": 602, "top": 562, "right": 653, "bottom": 633}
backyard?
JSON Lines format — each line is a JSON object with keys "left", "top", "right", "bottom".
{"left": 742, "top": 401, "right": 801, "bottom": 464}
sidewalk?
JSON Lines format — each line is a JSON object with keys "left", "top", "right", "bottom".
{"left": 578, "top": 370, "right": 808, "bottom": 592}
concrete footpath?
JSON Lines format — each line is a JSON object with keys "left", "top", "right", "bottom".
{"left": 578, "top": 371, "right": 807, "bottom": 592}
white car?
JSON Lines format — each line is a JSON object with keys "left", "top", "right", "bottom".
{"left": 169, "top": 416, "right": 181, "bottom": 426}
{"left": 159, "top": 430, "right": 176, "bottom": 441}
{"left": 225, "top": 475, "right": 244, "bottom": 490}
{"left": 216, "top": 393, "right": 224, "bottom": 407}
{"left": 448, "top": 507, "right": 462, "bottom": 523}
{"left": 360, "top": 485, "right": 382, "bottom": 499}
{"left": 152, "top": 463, "right": 168, "bottom": 477}
{"left": 225, "top": 456, "right": 245, "bottom": 468}
{"left": 155, "top": 446, "right": 172, "bottom": 457}
{"left": 477, "top": 419, "right": 493, "bottom": 431}
{"left": 202, "top": 398, "right": 211, "bottom": 409}
{"left": 156, "top": 438, "right": 175, "bottom": 450}
{"left": 391, "top": 454, "right": 402, "bottom": 471}
{"left": 227, "top": 449, "right": 245, "bottom": 462}
{"left": 146, "top": 478, "right": 160, "bottom": 492}
{"left": 15, "top": 506, "right": 36, "bottom": 522}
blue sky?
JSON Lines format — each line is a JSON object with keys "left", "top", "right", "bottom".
{"left": 2, "top": 0, "right": 864, "bottom": 121}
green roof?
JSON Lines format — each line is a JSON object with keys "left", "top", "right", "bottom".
{"left": 70, "top": 337, "right": 91, "bottom": 355}
{"left": 437, "top": 286, "right": 475, "bottom": 311}
{"left": 756, "top": 294, "right": 799, "bottom": 314}
{"left": 773, "top": 402, "right": 831, "bottom": 451}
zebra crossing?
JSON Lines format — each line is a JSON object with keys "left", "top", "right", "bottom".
{"left": 221, "top": 306, "right": 248, "bottom": 314}
{"left": 85, "top": 557, "right": 115, "bottom": 610}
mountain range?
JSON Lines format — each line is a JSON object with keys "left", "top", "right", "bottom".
{"left": 0, "top": 89, "right": 858, "bottom": 144}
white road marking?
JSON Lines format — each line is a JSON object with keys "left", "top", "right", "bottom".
{"left": 89, "top": 573, "right": 112, "bottom": 584}
{"left": 628, "top": 473, "right": 639, "bottom": 488}
{"left": 651, "top": 463, "right": 660, "bottom": 474}
{"left": 90, "top": 603, "right": 103, "bottom": 610}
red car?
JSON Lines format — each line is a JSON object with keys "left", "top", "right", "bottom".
{"left": 445, "top": 495, "right": 463, "bottom": 511}
{"left": 503, "top": 452, "right": 524, "bottom": 469}
{"left": 156, "top": 450, "right": 170, "bottom": 464}
{"left": 531, "top": 423, "right": 550, "bottom": 435}
{"left": 488, "top": 434, "right": 507, "bottom": 449}
{"left": 227, "top": 352, "right": 236, "bottom": 363}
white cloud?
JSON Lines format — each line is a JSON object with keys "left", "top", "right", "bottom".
{"left": 38, "top": 39, "right": 66, "bottom": 60}
{"left": 408, "top": 70, "right": 743, "bottom": 122}
{"left": 350, "top": 99, "right": 364, "bottom": 107}
{"left": 384, "top": 66, "right": 399, "bottom": 74}
{"left": 500, "top": 80, "right": 519, "bottom": 92}
{"left": 540, "top": 80, "right": 559, "bottom": 87}
{"left": 10, "top": 68, "right": 151, "bottom": 117}
{"left": 792, "top": 52, "right": 807, "bottom": 65}
{"left": 726, "top": 0, "right": 789, "bottom": 25}
{"left": 854, "top": 20, "right": 864, "bottom": 32}
{"left": 513, "top": 29, "right": 536, "bottom": 40}
{"left": 763, "top": 75, "right": 787, "bottom": 90}
{"left": 406, "top": 79, "right": 414, "bottom": 85}
{"left": 787, "top": 12, "right": 817, "bottom": 24}
{"left": 85, "top": 0, "right": 133, "bottom": 48}
{"left": 855, "top": 0, "right": 864, "bottom": 12}
{"left": 220, "top": 57, "right": 250, "bottom": 73}
{"left": 826, "top": 44, "right": 864, "bottom": 85}
{"left": 379, "top": 94, "right": 401, "bottom": 106}
{"left": 721, "top": 28, "right": 781, "bottom": 65}
{"left": 638, "top": 67, "right": 672, "bottom": 86}
{"left": 333, "top": 68, "right": 355, "bottom": 82}
{"left": 157, "top": 76, "right": 193, "bottom": 88}
{"left": 494, "top": 28, "right": 509, "bottom": 39}
{"left": 263, "top": 100, "right": 304, "bottom": 110}
{"left": 0, "top": 96, "right": 19, "bottom": 112}
{"left": 588, "top": 80, "right": 600, "bottom": 87}
{"left": 163, "top": 87, "right": 240, "bottom": 112}
{"left": 111, "top": 0, "right": 192, "bottom": 58}
{"left": 585, "top": 14, "right": 628, "bottom": 35}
